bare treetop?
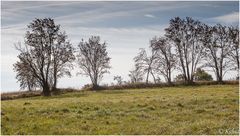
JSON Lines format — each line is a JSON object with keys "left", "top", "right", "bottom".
{"left": 13, "top": 18, "right": 75, "bottom": 96}
{"left": 165, "top": 17, "right": 205, "bottom": 84}
{"left": 77, "top": 36, "right": 111, "bottom": 89}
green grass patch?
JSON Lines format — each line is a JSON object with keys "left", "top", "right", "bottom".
{"left": 1, "top": 85, "right": 239, "bottom": 135}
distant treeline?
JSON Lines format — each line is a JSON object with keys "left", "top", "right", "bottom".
{"left": 13, "top": 17, "right": 239, "bottom": 96}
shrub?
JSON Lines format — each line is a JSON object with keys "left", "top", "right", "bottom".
{"left": 194, "top": 68, "right": 213, "bottom": 81}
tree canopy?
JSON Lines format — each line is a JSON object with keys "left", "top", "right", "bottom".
{"left": 13, "top": 18, "right": 75, "bottom": 96}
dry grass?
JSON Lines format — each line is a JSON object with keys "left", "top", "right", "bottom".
{"left": 1, "top": 81, "right": 238, "bottom": 100}
{"left": 1, "top": 84, "right": 239, "bottom": 135}
{"left": 1, "top": 91, "right": 41, "bottom": 100}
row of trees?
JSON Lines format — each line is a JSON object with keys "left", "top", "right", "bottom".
{"left": 14, "top": 17, "right": 238, "bottom": 96}
{"left": 130, "top": 17, "right": 239, "bottom": 85}
{"left": 14, "top": 18, "right": 111, "bottom": 96}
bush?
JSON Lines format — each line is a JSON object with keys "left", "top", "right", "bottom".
{"left": 81, "top": 84, "right": 107, "bottom": 91}
{"left": 82, "top": 80, "right": 239, "bottom": 91}
{"left": 194, "top": 68, "right": 213, "bottom": 81}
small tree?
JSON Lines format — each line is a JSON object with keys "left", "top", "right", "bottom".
{"left": 155, "top": 76, "right": 161, "bottom": 83}
{"left": 150, "top": 36, "right": 177, "bottom": 84}
{"left": 202, "top": 24, "right": 232, "bottom": 83}
{"left": 113, "top": 75, "right": 123, "bottom": 85}
{"left": 51, "top": 32, "right": 75, "bottom": 91}
{"left": 228, "top": 26, "right": 239, "bottom": 78}
{"left": 194, "top": 68, "right": 213, "bottom": 81}
{"left": 134, "top": 48, "right": 157, "bottom": 83}
{"left": 77, "top": 36, "right": 111, "bottom": 89}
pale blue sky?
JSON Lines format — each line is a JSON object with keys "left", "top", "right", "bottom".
{"left": 1, "top": 1, "right": 239, "bottom": 92}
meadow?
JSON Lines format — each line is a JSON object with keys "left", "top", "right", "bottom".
{"left": 1, "top": 84, "right": 239, "bottom": 135}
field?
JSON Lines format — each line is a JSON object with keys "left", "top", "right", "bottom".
{"left": 1, "top": 85, "right": 239, "bottom": 135}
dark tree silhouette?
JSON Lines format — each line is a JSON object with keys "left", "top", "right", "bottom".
{"left": 77, "top": 36, "right": 111, "bottom": 89}
{"left": 150, "top": 36, "right": 177, "bottom": 84}
{"left": 201, "top": 24, "right": 232, "bottom": 83}
{"left": 228, "top": 26, "right": 239, "bottom": 72}
{"left": 165, "top": 17, "right": 205, "bottom": 84}
{"left": 13, "top": 54, "right": 38, "bottom": 91}
{"left": 50, "top": 31, "right": 75, "bottom": 91}
{"left": 13, "top": 18, "right": 75, "bottom": 96}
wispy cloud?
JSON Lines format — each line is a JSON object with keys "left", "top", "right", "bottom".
{"left": 144, "top": 14, "right": 155, "bottom": 18}
{"left": 211, "top": 12, "right": 239, "bottom": 24}
{"left": 1, "top": 1, "right": 198, "bottom": 28}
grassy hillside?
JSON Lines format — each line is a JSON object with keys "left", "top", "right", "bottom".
{"left": 1, "top": 85, "right": 239, "bottom": 135}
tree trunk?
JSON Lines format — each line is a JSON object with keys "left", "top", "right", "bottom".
{"left": 218, "top": 77, "right": 223, "bottom": 83}
{"left": 177, "top": 45, "right": 187, "bottom": 82}
{"left": 237, "top": 57, "right": 239, "bottom": 79}
{"left": 27, "top": 81, "right": 32, "bottom": 91}
{"left": 190, "top": 75, "right": 194, "bottom": 84}
{"left": 150, "top": 71, "right": 156, "bottom": 84}
{"left": 237, "top": 53, "right": 239, "bottom": 71}
{"left": 217, "top": 73, "right": 223, "bottom": 83}
{"left": 42, "top": 83, "right": 51, "bottom": 96}
{"left": 167, "top": 68, "right": 172, "bottom": 85}
{"left": 146, "top": 69, "right": 150, "bottom": 84}
{"left": 183, "top": 42, "right": 190, "bottom": 84}
{"left": 167, "top": 77, "right": 172, "bottom": 85}
{"left": 52, "top": 87, "right": 57, "bottom": 92}
{"left": 52, "top": 74, "right": 57, "bottom": 92}
{"left": 92, "top": 84, "right": 99, "bottom": 90}
{"left": 187, "top": 79, "right": 194, "bottom": 85}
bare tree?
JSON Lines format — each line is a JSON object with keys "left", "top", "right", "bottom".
{"left": 50, "top": 32, "right": 75, "bottom": 91}
{"left": 201, "top": 24, "right": 232, "bottom": 82}
{"left": 113, "top": 75, "right": 123, "bottom": 85}
{"left": 228, "top": 26, "right": 239, "bottom": 73}
{"left": 165, "top": 17, "right": 205, "bottom": 84}
{"left": 128, "top": 67, "right": 144, "bottom": 83}
{"left": 13, "top": 18, "right": 75, "bottom": 96}
{"left": 134, "top": 48, "right": 157, "bottom": 84}
{"left": 13, "top": 57, "right": 38, "bottom": 91}
{"left": 76, "top": 36, "right": 111, "bottom": 89}
{"left": 150, "top": 36, "right": 177, "bottom": 84}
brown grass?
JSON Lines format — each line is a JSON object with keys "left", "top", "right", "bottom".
{"left": 1, "top": 80, "right": 238, "bottom": 100}
{"left": 1, "top": 91, "right": 41, "bottom": 100}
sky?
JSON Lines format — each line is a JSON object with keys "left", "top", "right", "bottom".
{"left": 1, "top": 1, "right": 239, "bottom": 92}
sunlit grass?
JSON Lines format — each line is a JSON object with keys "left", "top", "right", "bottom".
{"left": 1, "top": 85, "right": 239, "bottom": 135}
